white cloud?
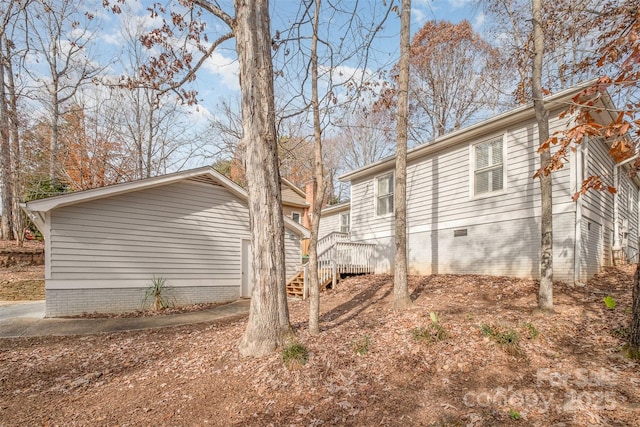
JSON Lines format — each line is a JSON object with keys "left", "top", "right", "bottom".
{"left": 411, "top": 8, "right": 427, "bottom": 25}
{"left": 201, "top": 51, "right": 240, "bottom": 92}
{"left": 473, "top": 12, "right": 486, "bottom": 29}
{"left": 447, "top": 0, "right": 473, "bottom": 9}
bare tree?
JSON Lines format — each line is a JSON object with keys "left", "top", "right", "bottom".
{"left": 407, "top": 20, "right": 505, "bottom": 142}
{"left": 332, "top": 108, "right": 395, "bottom": 170}
{"left": 231, "top": 1, "right": 293, "bottom": 355}
{"left": 393, "top": 0, "right": 413, "bottom": 311}
{"left": 26, "top": 0, "right": 104, "bottom": 181}
{"left": 108, "top": 20, "right": 202, "bottom": 180}
{"left": 532, "top": 0, "right": 553, "bottom": 311}
{"left": 307, "top": 0, "right": 324, "bottom": 335}
{"left": 0, "top": 0, "right": 29, "bottom": 241}
{"left": 103, "top": 0, "right": 294, "bottom": 356}
{"left": 482, "top": 0, "right": 603, "bottom": 104}
{"left": 0, "top": 39, "right": 13, "bottom": 240}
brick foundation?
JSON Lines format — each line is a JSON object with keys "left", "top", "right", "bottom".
{"left": 45, "top": 286, "right": 240, "bottom": 317}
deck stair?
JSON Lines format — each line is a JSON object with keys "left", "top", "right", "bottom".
{"left": 286, "top": 271, "right": 305, "bottom": 297}
{"left": 286, "top": 232, "right": 376, "bottom": 299}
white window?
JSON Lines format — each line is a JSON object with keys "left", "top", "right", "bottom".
{"left": 340, "top": 212, "right": 350, "bottom": 233}
{"left": 473, "top": 137, "right": 504, "bottom": 196}
{"left": 376, "top": 173, "right": 394, "bottom": 216}
{"left": 291, "top": 212, "right": 301, "bottom": 223}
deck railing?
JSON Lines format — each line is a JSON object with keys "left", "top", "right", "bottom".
{"left": 317, "top": 232, "right": 349, "bottom": 255}
{"left": 302, "top": 239, "right": 375, "bottom": 299}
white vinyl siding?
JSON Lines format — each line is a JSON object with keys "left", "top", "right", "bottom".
{"left": 580, "top": 218, "right": 603, "bottom": 279}
{"left": 349, "top": 113, "right": 577, "bottom": 281}
{"left": 580, "top": 137, "right": 640, "bottom": 266}
{"left": 376, "top": 173, "right": 394, "bottom": 216}
{"left": 49, "top": 181, "right": 247, "bottom": 283}
{"left": 473, "top": 136, "right": 504, "bottom": 196}
{"left": 318, "top": 209, "right": 345, "bottom": 239}
{"left": 284, "top": 232, "right": 302, "bottom": 279}
{"left": 582, "top": 138, "right": 615, "bottom": 233}
{"left": 48, "top": 180, "right": 302, "bottom": 288}
{"left": 282, "top": 206, "right": 304, "bottom": 221}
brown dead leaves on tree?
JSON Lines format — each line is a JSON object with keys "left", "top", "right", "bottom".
{"left": 537, "top": 5, "right": 640, "bottom": 199}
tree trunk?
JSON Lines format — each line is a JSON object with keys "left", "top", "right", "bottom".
{"left": 0, "top": 42, "right": 14, "bottom": 241}
{"left": 308, "top": 0, "right": 325, "bottom": 335}
{"left": 393, "top": 0, "right": 413, "bottom": 311}
{"left": 532, "top": 0, "right": 553, "bottom": 311}
{"left": 236, "top": 0, "right": 292, "bottom": 357}
{"left": 630, "top": 262, "right": 640, "bottom": 358}
{"left": 6, "top": 37, "right": 22, "bottom": 244}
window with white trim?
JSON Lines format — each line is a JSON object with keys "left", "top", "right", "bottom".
{"left": 473, "top": 137, "right": 504, "bottom": 196}
{"left": 291, "top": 212, "right": 301, "bottom": 224}
{"left": 340, "top": 212, "right": 350, "bottom": 233}
{"left": 376, "top": 172, "right": 394, "bottom": 216}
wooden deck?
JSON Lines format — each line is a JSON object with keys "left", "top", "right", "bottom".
{"left": 286, "top": 232, "right": 375, "bottom": 298}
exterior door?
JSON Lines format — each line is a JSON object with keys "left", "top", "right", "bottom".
{"left": 241, "top": 239, "right": 252, "bottom": 298}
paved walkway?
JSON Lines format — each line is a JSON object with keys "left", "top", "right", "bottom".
{"left": 0, "top": 299, "right": 250, "bottom": 338}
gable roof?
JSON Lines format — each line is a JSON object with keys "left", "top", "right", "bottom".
{"left": 22, "top": 166, "right": 309, "bottom": 238}
{"left": 321, "top": 201, "right": 351, "bottom": 215}
{"left": 340, "top": 80, "right": 608, "bottom": 183}
{"left": 280, "top": 178, "right": 309, "bottom": 207}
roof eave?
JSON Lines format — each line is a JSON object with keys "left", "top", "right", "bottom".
{"left": 281, "top": 178, "right": 307, "bottom": 198}
{"left": 321, "top": 202, "right": 350, "bottom": 214}
{"left": 339, "top": 80, "right": 598, "bottom": 183}
{"left": 24, "top": 166, "right": 229, "bottom": 213}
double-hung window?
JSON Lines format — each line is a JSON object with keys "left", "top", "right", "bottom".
{"left": 376, "top": 173, "right": 394, "bottom": 216}
{"left": 473, "top": 137, "right": 504, "bottom": 196}
{"left": 340, "top": 212, "right": 350, "bottom": 233}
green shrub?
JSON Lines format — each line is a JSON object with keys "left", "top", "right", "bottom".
{"left": 508, "top": 409, "right": 521, "bottom": 420}
{"left": 603, "top": 296, "right": 616, "bottom": 309}
{"left": 143, "top": 276, "right": 173, "bottom": 311}
{"left": 481, "top": 323, "right": 521, "bottom": 355}
{"left": 522, "top": 322, "right": 539, "bottom": 339}
{"left": 352, "top": 335, "right": 370, "bottom": 356}
{"left": 412, "top": 312, "right": 448, "bottom": 344}
{"left": 282, "top": 343, "right": 309, "bottom": 366}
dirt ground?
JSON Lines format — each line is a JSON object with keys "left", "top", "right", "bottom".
{"left": 0, "top": 265, "right": 44, "bottom": 301}
{"left": 0, "top": 240, "right": 45, "bottom": 301}
{"left": 1, "top": 268, "right": 640, "bottom": 426}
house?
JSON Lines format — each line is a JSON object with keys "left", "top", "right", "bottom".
{"left": 281, "top": 178, "right": 310, "bottom": 227}
{"left": 22, "top": 167, "right": 309, "bottom": 317}
{"left": 318, "top": 83, "right": 640, "bottom": 284}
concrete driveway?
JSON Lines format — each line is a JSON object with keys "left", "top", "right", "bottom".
{"left": 0, "top": 300, "right": 45, "bottom": 320}
{"left": 0, "top": 299, "right": 250, "bottom": 338}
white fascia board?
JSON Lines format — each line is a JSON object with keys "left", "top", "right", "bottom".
{"left": 339, "top": 80, "right": 599, "bottom": 183}
{"left": 24, "top": 166, "right": 216, "bottom": 213}
{"left": 321, "top": 202, "right": 351, "bottom": 215}
{"left": 281, "top": 178, "right": 307, "bottom": 198}
{"left": 285, "top": 216, "right": 311, "bottom": 238}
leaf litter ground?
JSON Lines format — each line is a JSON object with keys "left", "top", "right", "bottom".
{"left": 1, "top": 267, "right": 639, "bottom": 426}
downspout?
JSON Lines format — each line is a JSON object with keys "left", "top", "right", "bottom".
{"left": 574, "top": 141, "right": 585, "bottom": 284}
{"left": 613, "top": 154, "right": 638, "bottom": 253}
{"left": 613, "top": 165, "right": 620, "bottom": 253}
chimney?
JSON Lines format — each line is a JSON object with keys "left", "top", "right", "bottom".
{"left": 303, "top": 180, "right": 314, "bottom": 229}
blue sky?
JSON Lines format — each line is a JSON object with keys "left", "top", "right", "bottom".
{"left": 177, "top": 0, "right": 486, "bottom": 117}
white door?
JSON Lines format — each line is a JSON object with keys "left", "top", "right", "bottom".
{"left": 241, "top": 239, "right": 252, "bottom": 298}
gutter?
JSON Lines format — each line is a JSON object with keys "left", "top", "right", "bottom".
{"left": 339, "top": 80, "right": 599, "bottom": 182}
